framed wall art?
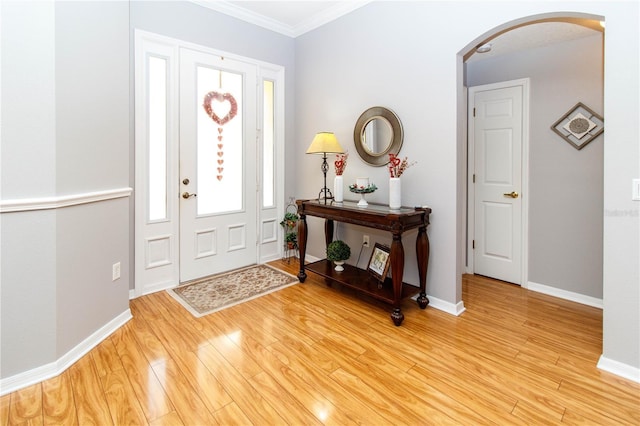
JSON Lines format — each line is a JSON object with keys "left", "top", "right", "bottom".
{"left": 368, "top": 243, "right": 391, "bottom": 282}
{"left": 551, "top": 102, "right": 604, "bottom": 150}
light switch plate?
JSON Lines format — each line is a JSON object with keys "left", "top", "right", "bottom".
{"left": 633, "top": 179, "right": 640, "bottom": 201}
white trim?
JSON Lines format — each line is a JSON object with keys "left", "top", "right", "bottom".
{"left": 417, "top": 294, "right": 466, "bottom": 316}
{"left": 0, "top": 309, "right": 132, "bottom": 396}
{"left": 190, "top": 0, "right": 372, "bottom": 38}
{"left": 528, "top": 281, "right": 603, "bottom": 309}
{"left": 467, "top": 78, "right": 530, "bottom": 286}
{"left": 0, "top": 187, "right": 132, "bottom": 213}
{"left": 597, "top": 355, "right": 640, "bottom": 383}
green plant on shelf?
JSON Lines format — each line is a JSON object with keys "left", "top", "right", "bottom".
{"left": 285, "top": 232, "right": 298, "bottom": 249}
{"left": 326, "top": 240, "right": 351, "bottom": 262}
{"left": 280, "top": 212, "right": 299, "bottom": 231}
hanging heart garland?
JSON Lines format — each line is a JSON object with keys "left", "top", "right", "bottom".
{"left": 203, "top": 91, "right": 238, "bottom": 180}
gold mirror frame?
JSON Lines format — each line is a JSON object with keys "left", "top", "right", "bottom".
{"left": 354, "top": 106, "right": 403, "bottom": 166}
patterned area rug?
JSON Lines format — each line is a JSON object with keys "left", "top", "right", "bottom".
{"left": 168, "top": 264, "right": 298, "bottom": 317}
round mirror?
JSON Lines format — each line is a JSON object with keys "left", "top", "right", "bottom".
{"left": 354, "top": 107, "right": 403, "bottom": 166}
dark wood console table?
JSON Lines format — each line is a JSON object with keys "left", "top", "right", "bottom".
{"left": 296, "top": 199, "right": 431, "bottom": 326}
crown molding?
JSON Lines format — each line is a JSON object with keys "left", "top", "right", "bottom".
{"left": 190, "top": 1, "right": 372, "bottom": 38}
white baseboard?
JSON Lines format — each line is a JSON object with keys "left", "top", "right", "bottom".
{"left": 0, "top": 309, "right": 132, "bottom": 396}
{"left": 597, "top": 355, "right": 640, "bottom": 383}
{"left": 416, "top": 294, "right": 466, "bottom": 316}
{"left": 528, "top": 281, "right": 603, "bottom": 309}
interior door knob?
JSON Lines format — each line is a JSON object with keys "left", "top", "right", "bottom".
{"left": 182, "top": 192, "right": 197, "bottom": 199}
{"left": 503, "top": 191, "right": 519, "bottom": 198}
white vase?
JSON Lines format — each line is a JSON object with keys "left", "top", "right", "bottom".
{"left": 389, "top": 177, "right": 401, "bottom": 210}
{"left": 334, "top": 175, "right": 344, "bottom": 203}
{"left": 334, "top": 260, "right": 345, "bottom": 272}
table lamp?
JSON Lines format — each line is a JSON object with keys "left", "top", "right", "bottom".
{"left": 306, "top": 132, "right": 345, "bottom": 204}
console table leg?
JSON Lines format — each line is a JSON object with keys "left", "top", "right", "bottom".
{"left": 391, "top": 308, "right": 404, "bottom": 326}
{"left": 390, "top": 233, "right": 405, "bottom": 326}
{"left": 417, "top": 293, "right": 429, "bottom": 309}
{"left": 297, "top": 211, "right": 308, "bottom": 283}
{"left": 416, "top": 224, "right": 430, "bottom": 310}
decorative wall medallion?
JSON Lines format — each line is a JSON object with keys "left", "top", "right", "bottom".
{"left": 551, "top": 102, "right": 604, "bottom": 150}
{"left": 203, "top": 91, "right": 238, "bottom": 180}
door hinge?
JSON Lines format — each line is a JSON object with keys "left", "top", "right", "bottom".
{"left": 472, "top": 240, "right": 475, "bottom": 249}
{"left": 473, "top": 174, "right": 476, "bottom": 183}
{"left": 473, "top": 107, "right": 476, "bottom": 117}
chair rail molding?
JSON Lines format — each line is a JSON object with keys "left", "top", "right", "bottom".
{"left": 0, "top": 187, "right": 133, "bottom": 213}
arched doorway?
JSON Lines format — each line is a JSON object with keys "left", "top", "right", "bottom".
{"left": 457, "top": 13, "right": 605, "bottom": 306}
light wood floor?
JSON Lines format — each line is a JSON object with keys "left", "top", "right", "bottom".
{"left": 2, "top": 259, "right": 639, "bottom": 425}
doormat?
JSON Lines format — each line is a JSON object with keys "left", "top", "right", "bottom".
{"left": 167, "top": 264, "right": 299, "bottom": 318}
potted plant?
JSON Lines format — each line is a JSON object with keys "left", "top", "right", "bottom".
{"left": 326, "top": 240, "right": 351, "bottom": 271}
{"left": 280, "top": 211, "right": 299, "bottom": 249}
{"left": 285, "top": 232, "right": 297, "bottom": 249}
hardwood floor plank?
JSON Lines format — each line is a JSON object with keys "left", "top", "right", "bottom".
{"left": 127, "top": 311, "right": 173, "bottom": 366}
{"left": 408, "top": 364, "right": 526, "bottom": 425}
{"left": 110, "top": 322, "right": 175, "bottom": 422}
{"left": 168, "top": 349, "right": 232, "bottom": 413}
{"left": 249, "top": 371, "right": 324, "bottom": 425}
{"left": 42, "top": 371, "right": 77, "bottom": 425}
{"left": 91, "top": 336, "right": 123, "bottom": 378}
{"left": 559, "top": 378, "right": 640, "bottom": 424}
{"left": 8, "top": 384, "right": 42, "bottom": 426}
{"left": 101, "top": 367, "right": 148, "bottom": 425}
{"left": 211, "top": 402, "right": 252, "bottom": 426}
{"left": 196, "top": 343, "right": 286, "bottom": 425}
{"left": 1, "top": 393, "right": 10, "bottom": 426}
{"left": 340, "top": 354, "right": 491, "bottom": 425}
{"left": 69, "top": 355, "right": 112, "bottom": 425}
{"left": 250, "top": 338, "right": 358, "bottom": 425}
{"left": 150, "top": 358, "right": 218, "bottom": 425}
{"left": 148, "top": 411, "right": 184, "bottom": 426}
{"left": 266, "top": 340, "right": 395, "bottom": 425}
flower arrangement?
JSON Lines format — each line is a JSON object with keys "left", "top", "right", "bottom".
{"left": 348, "top": 182, "right": 378, "bottom": 193}
{"left": 387, "top": 153, "right": 416, "bottom": 178}
{"left": 334, "top": 153, "right": 348, "bottom": 176}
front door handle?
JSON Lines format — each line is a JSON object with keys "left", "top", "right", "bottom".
{"left": 503, "top": 191, "right": 519, "bottom": 198}
{"left": 182, "top": 192, "right": 197, "bottom": 199}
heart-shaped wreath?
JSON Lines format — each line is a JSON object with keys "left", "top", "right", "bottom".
{"left": 202, "top": 91, "right": 238, "bottom": 180}
{"left": 203, "top": 91, "right": 238, "bottom": 125}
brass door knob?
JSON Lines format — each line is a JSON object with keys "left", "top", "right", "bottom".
{"left": 182, "top": 192, "right": 197, "bottom": 199}
{"left": 503, "top": 191, "right": 519, "bottom": 198}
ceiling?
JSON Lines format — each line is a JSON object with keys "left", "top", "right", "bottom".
{"left": 193, "top": 1, "right": 603, "bottom": 62}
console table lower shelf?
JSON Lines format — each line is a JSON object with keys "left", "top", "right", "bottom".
{"left": 305, "top": 259, "right": 425, "bottom": 323}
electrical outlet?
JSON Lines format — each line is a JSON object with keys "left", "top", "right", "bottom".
{"left": 112, "top": 262, "right": 121, "bottom": 281}
{"left": 363, "top": 235, "right": 370, "bottom": 247}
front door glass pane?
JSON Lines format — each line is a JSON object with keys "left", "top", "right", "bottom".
{"left": 148, "top": 56, "right": 168, "bottom": 221}
{"left": 263, "top": 80, "right": 275, "bottom": 208}
{"left": 197, "top": 66, "right": 243, "bottom": 215}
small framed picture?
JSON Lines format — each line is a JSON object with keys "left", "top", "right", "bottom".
{"left": 368, "top": 243, "right": 391, "bottom": 282}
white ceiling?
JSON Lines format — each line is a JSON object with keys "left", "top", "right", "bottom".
{"left": 193, "top": 1, "right": 602, "bottom": 61}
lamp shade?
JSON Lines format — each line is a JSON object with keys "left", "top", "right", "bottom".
{"left": 306, "top": 132, "right": 345, "bottom": 154}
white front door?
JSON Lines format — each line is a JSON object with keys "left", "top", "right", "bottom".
{"left": 470, "top": 81, "right": 527, "bottom": 284}
{"left": 179, "top": 49, "right": 257, "bottom": 282}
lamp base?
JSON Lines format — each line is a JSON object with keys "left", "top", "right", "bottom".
{"left": 318, "top": 187, "right": 334, "bottom": 204}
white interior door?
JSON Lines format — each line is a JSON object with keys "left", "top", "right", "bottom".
{"left": 179, "top": 48, "right": 257, "bottom": 282}
{"left": 471, "top": 82, "right": 525, "bottom": 284}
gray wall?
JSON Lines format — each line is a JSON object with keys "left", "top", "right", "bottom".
{"left": 467, "top": 34, "right": 604, "bottom": 298}
{"left": 1, "top": 1, "right": 130, "bottom": 378}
